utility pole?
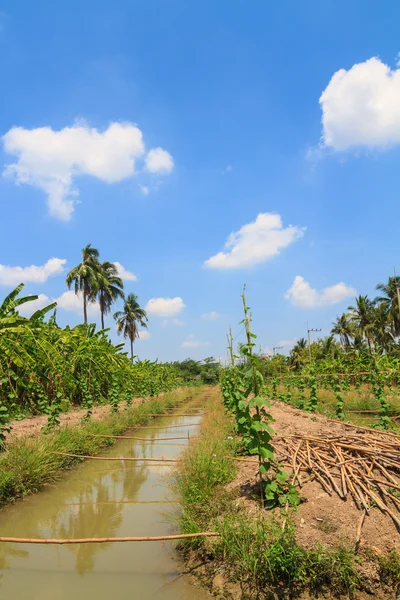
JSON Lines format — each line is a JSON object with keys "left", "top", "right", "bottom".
{"left": 307, "top": 325, "right": 321, "bottom": 361}
{"left": 273, "top": 346, "right": 283, "bottom": 355}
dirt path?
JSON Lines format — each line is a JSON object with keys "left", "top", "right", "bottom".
{"left": 229, "top": 400, "right": 400, "bottom": 554}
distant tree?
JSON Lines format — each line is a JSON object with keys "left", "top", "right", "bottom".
{"left": 288, "top": 338, "right": 307, "bottom": 370}
{"left": 347, "top": 295, "right": 375, "bottom": 354}
{"left": 375, "top": 276, "right": 400, "bottom": 337}
{"left": 96, "top": 261, "right": 124, "bottom": 329}
{"left": 331, "top": 314, "right": 354, "bottom": 349}
{"left": 66, "top": 244, "right": 100, "bottom": 324}
{"left": 114, "top": 294, "right": 148, "bottom": 361}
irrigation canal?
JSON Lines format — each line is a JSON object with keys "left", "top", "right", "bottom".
{"left": 0, "top": 400, "right": 211, "bottom": 599}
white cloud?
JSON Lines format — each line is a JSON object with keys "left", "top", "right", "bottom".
{"left": 18, "top": 294, "right": 51, "bottom": 317}
{"left": 114, "top": 261, "right": 137, "bottom": 282}
{"left": 221, "top": 164, "right": 233, "bottom": 174}
{"left": 55, "top": 290, "right": 99, "bottom": 316}
{"left": 172, "top": 318, "right": 183, "bottom": 326}
{"left": 204, "top": 213, "right": 305, "bottom": 270}
{"left": 145, "top": 297, "right": 185, "bottom": 317}
{"left": 285, "top": 276, "right": 356, "bottom": 309}
{"left": 145, "top": 147, "right": 174, "bottom": 174}
{"left": 320, "top": 57, "right": 400, "bottom": 151}
{"left": 182, "top": 340, "right": 210, "bottom": 348}
{"left": 2, "top": 121, "right": 173, "bottom": 219}
{"left": 139, "top": 184, "right": 149, "bottom": 195}
{"left": 201, "top": 311, "right": 220, "bottom": 320}
{"left": 137, "top": 329, "right": 151, "bottom": 340}
{"left": 0, "top": 257, "right": 66, "bottom": 286}
{"left": 277, "top": 339, "right": 297, "bottom": 348}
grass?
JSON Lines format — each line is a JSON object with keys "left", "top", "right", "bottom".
{"left": 174, "top": 388, "right": 400, "bottom": 598}
{"left": 0, "top": 387, "right": 199, "bottom": 508}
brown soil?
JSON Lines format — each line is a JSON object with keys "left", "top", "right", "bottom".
{"left": 228, "top": 400, "right": 400, "bottom": 554}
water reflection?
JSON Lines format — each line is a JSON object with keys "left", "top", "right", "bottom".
{"left": 0, "top": 408, "right": 208, "bottom": 599}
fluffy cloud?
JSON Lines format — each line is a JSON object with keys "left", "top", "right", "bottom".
{"left": 145, "top": 147, "right": 174, "bottom": 174}
{"left": 137, "top": 329, "right": 151, "bottom": 340}
{"left": 204, "top": 213, "right": 305, "bottom": 269}
{"left": 114, "top": 261, "right": 137, "bottom": 281}
{"left": 320, "top": 57, "right": 400, "bottom": 151}
{"left": 145, "top": 297, "right": 185, "bottom": 317}
{"left": 55, "top": 290, "right": 99, "bottom": 316}
{"left": 277, "top": 339, "right": 297, "bottom": 348}
{"left": 2, "top": 122, "right": 173, "bottom": 220}
{"left": 18, "top": 294, "right": 51, "bottom": 317}
{"left": 182, "top": 339, "right": 210, "bottom": 348}
{"left": 285, "top": 276, "right": 356, "bottom": 309}
{"left": 0, "top": 257, "right": 66, "bottom": 286}
{"left": 201, "top": 311, "right": 220, "bottom": 320}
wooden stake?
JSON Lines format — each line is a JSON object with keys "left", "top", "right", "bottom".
{"left": 0, "top": 532, "right": 219, "bottom": 545}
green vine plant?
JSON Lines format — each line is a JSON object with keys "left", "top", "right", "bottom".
{"left": 373, "top": 367, "right": 391, "bottom": 430}
{"left": 0, "top": 403, "right": 11, "bottom": 451}
{"left": 333, "top": 375, "right": 345, "bottom": 420}
{"left": 109, "top": 375, "right": 120, "bottom": 413}
{"left": 297, "top": 377, "right": 306, "bottom": 410}
{"left": 45, "top": 391, "right": 63, "bottom": 430}
{"left": 307, "top": 370, "right": 318, "bottom": 412}
{"left": 81, "top": 379, "right": 94, "bottom": 421}
{"left": 221, "top": 286, "right": 299, "bottom": 510}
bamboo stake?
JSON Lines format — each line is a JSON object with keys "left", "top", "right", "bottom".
{"left": 0, "top": 532, "right": 220, "bottom": 545}
{"left": 84, "top": 434, "right": 189, "bottom": 441}
{"left": 53, "top": 452, "right": 177, "bottom": 463}
{"left": 128, "top": 424, "right": 198, "bottom": 430}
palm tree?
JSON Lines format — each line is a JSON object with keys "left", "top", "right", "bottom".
{"left": 347, "top": 295, "right": 375, "bottom": 354}
{"left": 66, "top": 244, "right": 100, "bottom": 324}
{"left": 96, "top": 262, "right": 124, "bottom": 329}
{"left": 331, "top": 313, "right": 354, "bottom": 349}
{"left": 371, "top": 303, "right": 394, "bottom": 353}
{"left": 114, "top": 294, "right": 148, "bottom": 361}
{"left": 288, "top": 338, "right": 307, "bottom": 370}
{"left": 375, "top": 276, "right": 400, "bottom": 337}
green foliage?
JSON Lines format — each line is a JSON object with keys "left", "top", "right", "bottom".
{"left": 0, "top": 285, "right": 187, "bottom": 448}
{"left": 333, "top": 375, "right": 345, "bottom": 420}
{"left": 220, "top": 286, "right": 299, "bottom": 509}
{"left": 307, "top": 370, "right": 318, "bottom": 412}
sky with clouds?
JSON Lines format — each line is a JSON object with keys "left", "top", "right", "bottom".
{"left": 1, "top": 1, "right": 400, "bottom": 361}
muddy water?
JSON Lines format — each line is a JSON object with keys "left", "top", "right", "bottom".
{"left": 0, "top": 404, "right": 210, "bottom": 599}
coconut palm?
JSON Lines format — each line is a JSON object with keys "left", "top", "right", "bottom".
{"left": 375, "top": 276, "right": 400, "bottom": 337}
{"left": 288, "top": 338, "right": 307, "bottom": 370}
{"left": 331, "top": 313, "right": 354, "bottom": 349}
{"left": 371, "top": 303, "right": 394, "bottom": 353}
{"left": 347, "top": 295, "right": 375, "bottom": 354}
{"left": 66, "top": 244, "right": 100, "bottom": 324}
{"left": 114, "top": 294, "right": 148, "bottom": 361}
{"left": 96, "top": 262, "right": 124, "bottom": 329}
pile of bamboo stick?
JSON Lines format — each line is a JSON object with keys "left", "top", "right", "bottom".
{"left": 273, "top": 428, "right": 400, "bottom": 531}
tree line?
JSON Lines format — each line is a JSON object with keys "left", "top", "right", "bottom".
{"left": 66, "top": 244, "right": 148, "bottom": 359}
{"left": 259, "top": 276, "right": 400, "bottom": 374}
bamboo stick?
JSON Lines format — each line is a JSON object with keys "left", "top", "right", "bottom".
{"left": 128, "top": 424, "right": 198, "bottom": 429}
{"left": 53, "top": 452, "right": 177, "bottom": 462}
{"left": 83, "top": 434, "right": 189, "bottom": 441}
{"left": 0, "top": 532, "right": 220, "bottom": 545}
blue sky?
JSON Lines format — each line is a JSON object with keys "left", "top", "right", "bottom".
{"left": 1, "top": 0, "right": 400, "bottom": 361}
